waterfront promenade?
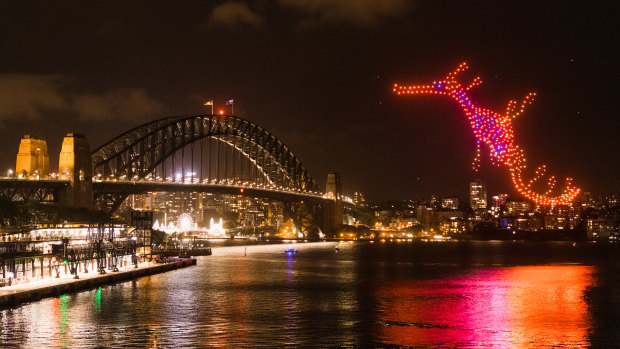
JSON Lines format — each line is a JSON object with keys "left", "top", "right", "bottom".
{"left": 0, "top": 258, "right": 196, "bottom": 308}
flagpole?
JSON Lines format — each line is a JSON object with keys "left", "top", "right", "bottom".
{"left": 205, "top": 100, "right": 214, "bottom": 115}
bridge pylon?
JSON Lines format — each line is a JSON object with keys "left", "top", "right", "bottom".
{"left": 323, "top": 171, "right": 344, "bottom": 236}
{"left": 58, "top": 133, "right": 93, "bottom": 208}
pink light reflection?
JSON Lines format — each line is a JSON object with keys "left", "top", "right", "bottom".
{"left": 375, "top": 265, "right": 595, "bottom": 347}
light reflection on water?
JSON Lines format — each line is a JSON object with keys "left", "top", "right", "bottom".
{"left": 0, "top": 241, "right": 619, "bottom": 348}
{"left": 375, "top": 265, "right": 594, "bottom": 348}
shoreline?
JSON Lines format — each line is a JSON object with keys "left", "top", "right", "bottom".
{"left": 0, "top": 258, "right": 196, "bottom": 309}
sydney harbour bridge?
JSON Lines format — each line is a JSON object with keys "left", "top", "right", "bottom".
{"left": 0, "top": 115, "right": 345, "bottom": 238}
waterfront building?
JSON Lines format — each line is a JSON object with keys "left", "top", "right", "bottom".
{"left": 437, "top": 209, "right": 466, "bottom": 234}
{"left": 1, "top": 222, "right": 132, "bottom": 286}
{"left": 499, "top": 213, "right": 543, "bottom": 231}
{"left": 587, "top": 218, "right": 612, "bottom": 240}
{"left": 416, "top": 204, "right": 437, "bottom": 228}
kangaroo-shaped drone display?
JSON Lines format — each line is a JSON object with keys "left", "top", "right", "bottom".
{"left": 393, "top": 62, "right": 580, "bottom": 206}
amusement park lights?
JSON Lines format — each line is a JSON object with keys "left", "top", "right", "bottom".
{"left": 393, "top": 62, "right": 581, "bottom": 206}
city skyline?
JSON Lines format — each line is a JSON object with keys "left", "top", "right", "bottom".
{"left": 1, "top": 3, "right": 620, "bottom": 347}
{"left": 0, "top": 1, "right": 618, "bottom": 201}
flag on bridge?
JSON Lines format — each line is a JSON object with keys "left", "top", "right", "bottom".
{"left": 226, "top": 99, "right": 234, "bottom": 105}
{"left": 204, "top": 100, "right": 214, "bottom": 114}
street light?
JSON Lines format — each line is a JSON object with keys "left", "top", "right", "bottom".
{"left": 7, "top": 169, "right": 13, "bottom": 178}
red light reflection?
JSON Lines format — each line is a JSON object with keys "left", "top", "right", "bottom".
{"left": 375, "top": 265, "right": 595, "bottom": 347}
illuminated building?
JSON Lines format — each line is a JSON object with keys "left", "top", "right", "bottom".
{"left": 607, "top": 194, "right": 619, "bottom": 208}
{"left": 499, "top": 213, "right": 543, "bottom": 231}
{"left": 353, "top": 191, "right": 367, "bottom": 207}
{"left": 394, "top": 62, "right": 581, "bottom": 206}
{"left": 0, "top": 223, "right": 135, "bottom": 285}
{"left": 25, "top": 223, "right": 128, "bottom": 250}
{"left": 207, "top": 218, "right": 226, "bottom": 237}
{"left": 490, "top": 194, "right": 508, "bottom": 217}
{"left": 470, "top": 180, "right": 487, "bottom": 210}
{"left": 491, "top": 194, "right": 508, "bottom": 209}
{"left": 437, "top": 210, "right": 466, "bottom": 234}
{"left": 580, "top": 192, "right": 593, "bottom": 208}
{"left": 415, "top": 204, "right": 436, "bottom": 227}
{"left": 15, "top": 135, "right": 49, "bottom": 179}
{"left": 441, "top": 197, "right": 459, "bottom": 210}
{"left": 586, "top": 218, "right": 615, "bottom": 240}
{"left": 119, "top": 191, "right": 283, "bottom": 234}
{"left": 505, "top": 200, "right": 531, "bottom": 215}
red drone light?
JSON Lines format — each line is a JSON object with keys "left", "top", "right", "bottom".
{"left": 393, "top": 62, "right": 580, "bottom": 206}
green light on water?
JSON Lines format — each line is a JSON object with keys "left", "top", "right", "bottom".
{"left": 95, "top": 287, "right": 102, "bottom": 312}
{"left": 59, "top": 294, "right": 69, "bottom": 335}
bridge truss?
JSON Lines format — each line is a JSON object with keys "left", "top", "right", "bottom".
{"left": 0, "top": 180, "right": 68, "bottom": 203}
{"left": 90, "top": 115, "right": 329, "bottom": 237}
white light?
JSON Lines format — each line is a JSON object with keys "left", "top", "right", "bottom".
{"left": 178, "top": 213, "right": 193, "bottom": 231}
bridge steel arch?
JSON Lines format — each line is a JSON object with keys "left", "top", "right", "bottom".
{"left": 90, "top": 115, "right": 329, "bottom": 237}
{"left": 91, "top": 115, "right": 320, "bottom": 193}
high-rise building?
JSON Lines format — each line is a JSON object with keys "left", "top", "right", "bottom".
{"left": 469, "top": 180, "right": 487, "bottom": 210}
{"left": 15, "top": 135, "right": 49, "bottom": 178}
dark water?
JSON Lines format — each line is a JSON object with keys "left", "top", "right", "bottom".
{"left": 2, "top": 241, "right": 620, "bottom": 348}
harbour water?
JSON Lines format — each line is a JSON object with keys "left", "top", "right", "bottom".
{"left": 1, "top": 241, "right": 619, "bottom": 348}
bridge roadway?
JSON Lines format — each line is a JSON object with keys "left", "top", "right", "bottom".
{"left": 0, "top": 178, "right": 350, "bottom": 209}
{"left": 92, "top": 180, "right": 330, "bottom": 203}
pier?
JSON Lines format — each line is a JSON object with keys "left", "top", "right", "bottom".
{"left": 0, "top": 258, "right": 196, "bottom": 308}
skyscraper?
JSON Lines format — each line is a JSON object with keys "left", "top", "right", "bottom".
{"left": 470, "top": 180, "right": 488, "bottom": 210}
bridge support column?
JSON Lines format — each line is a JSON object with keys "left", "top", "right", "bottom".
{"left": 323, "top": 171, "right": 344, "bottom": 237}
{"left": 58, "top": 133, "right": 93, "bottom": 208}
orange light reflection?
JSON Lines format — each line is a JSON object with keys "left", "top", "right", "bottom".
{"left": 375, "top": 265, "right": 595, "bottom": 347}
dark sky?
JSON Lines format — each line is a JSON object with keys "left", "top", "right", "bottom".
{"left": 0, "top": 1, "right": 618, "bottom": 201}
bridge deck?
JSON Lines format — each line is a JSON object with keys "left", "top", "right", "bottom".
{"left": 93, "top": 180, "right": 329, "bottom": 203}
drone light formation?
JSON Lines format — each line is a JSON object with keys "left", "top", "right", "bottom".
{"left": 393, "top": 62, "right": 580, "bottom": 206}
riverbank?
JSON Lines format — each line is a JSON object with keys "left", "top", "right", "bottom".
{"left": 0, "top": 258, "right": 196, "bottom": 308}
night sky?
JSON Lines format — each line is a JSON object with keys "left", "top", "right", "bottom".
{"left": 0, "top": 1, "right": 618, "bottom": 201}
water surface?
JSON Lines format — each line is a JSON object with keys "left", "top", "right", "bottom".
{"left": 1, "top": 241, "right": 619, "bottom": 348}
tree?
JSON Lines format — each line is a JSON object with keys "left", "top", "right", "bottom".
{"left": 0, "top": 198, "right": 18, "bottom": 227}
